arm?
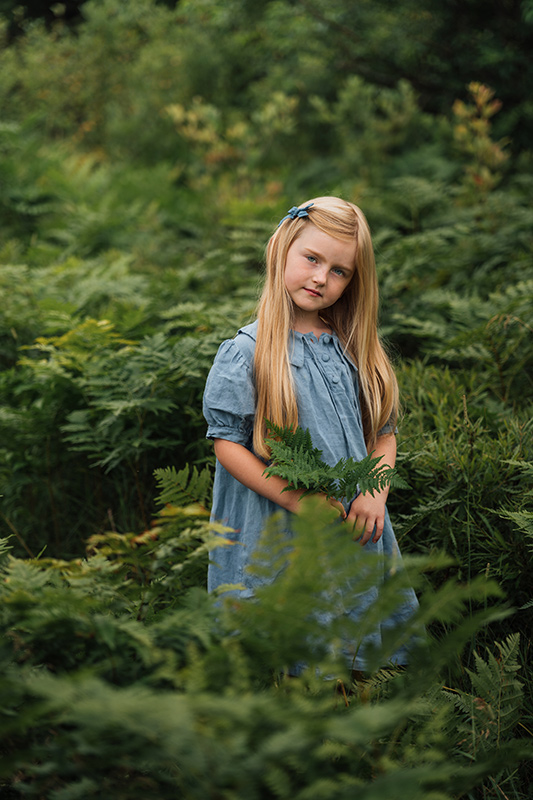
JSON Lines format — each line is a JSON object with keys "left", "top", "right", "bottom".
{"left": 214, "top": 439, "right": 345, "bottom": 517}
{"left": 345, "top": 433, "right": 397, "bottom": 546}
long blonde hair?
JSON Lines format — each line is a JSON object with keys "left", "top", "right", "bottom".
{"left": 253, "top": 196, "right": 398, "bottom": 459}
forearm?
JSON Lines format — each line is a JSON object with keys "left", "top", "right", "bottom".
{"left": 369, "top": 432, "right": 397, "bottom": 502}
{"left": 213, "top": 438, "right": 305, "bottom": 513}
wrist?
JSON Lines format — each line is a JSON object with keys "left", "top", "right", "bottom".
{"left": 284, "top": 488, "right": 305, "bottom": 514}
{"left": 370, "top": 484, "right": 390, "bottom": 502}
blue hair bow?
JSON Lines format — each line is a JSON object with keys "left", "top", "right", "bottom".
{"left": 277, "top": 203, "right": 314, "bottom": 227}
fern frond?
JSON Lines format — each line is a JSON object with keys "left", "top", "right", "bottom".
{"left": 445, "top": 634, "right": 523, "bottom": 754}
{"left": 0, "top": 537, "right": 13, "bottom": 563}
{"left": 497, "top": 509, "right": 533, "bottom": 554}
{"left": 361, "top": 665, "right": 403, "bottom": 697}
{"left": 265, "top": 419, "right": 323, "bottom": 458}
{"left": 264, "top": 421, "right": 407, "bottom": 503}
{"left": 336, "top": 452, "right": 408, "bottom": 499}
{"left": 153, "top": 464, "right": 213, "bottom": 509}
{"left": 468, "top": 635, "right": 523, "bottom": 744}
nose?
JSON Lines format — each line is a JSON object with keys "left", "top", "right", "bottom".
{"left": 312, "top": 265, "right": 328, "bottom": 285}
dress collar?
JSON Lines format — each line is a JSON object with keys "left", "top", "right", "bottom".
{"left": 289, "top": 329, "right": 337, "bottom": 367}
{"left": 236, "top": 320, "right": 357, "bottom": 371}
{"left": 289, "top": 331, "right": 305, "bottom": 367}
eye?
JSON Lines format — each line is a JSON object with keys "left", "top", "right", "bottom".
{"left": 306, "top": 255, "right": 317, "bottom": 264}
{"left": 332, "top": 267, "right": 345, "bottom": 277}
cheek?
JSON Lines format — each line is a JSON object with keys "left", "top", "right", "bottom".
{"left": 284, "top": 263, "right": 300, "bottom": 289}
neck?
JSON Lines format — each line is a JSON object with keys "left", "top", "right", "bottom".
{"left": 292, "top": 311, "right": 331, "bottom": 337}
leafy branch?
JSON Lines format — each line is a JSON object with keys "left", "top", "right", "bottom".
{"left": 263, "top": 421, "right": 408, "bottom": 504}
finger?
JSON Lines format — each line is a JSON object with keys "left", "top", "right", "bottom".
{"left": 351, "top": 517, "right": 367, "bottom": 542}
{"left": 335, "top": 502, "right": 347, "bottom": 519}
{"left": 327, "top": 497, "right": 346, "bottom": 519}
{"left": 371, "top": 523, "right": 384, "bottom": 543}
{"left": 359, "top": 520, "right": 379, "bottom": 546}
{"left": 359, "top": 527, "right": 374, "bottom": 546}
{"left": 369, "top": 518, "right": 384, "bottom": 543}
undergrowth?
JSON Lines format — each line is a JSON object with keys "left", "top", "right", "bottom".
{"left": 0, "top": 465, "right": 531, "bottom": 798}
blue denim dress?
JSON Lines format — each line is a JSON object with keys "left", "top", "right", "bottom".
{"left": 203, "top": 321, "right": 419, "bottom": 667}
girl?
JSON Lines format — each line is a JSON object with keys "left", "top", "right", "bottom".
{"left": 203, "top": 196, "right": 418, "bottom": 668}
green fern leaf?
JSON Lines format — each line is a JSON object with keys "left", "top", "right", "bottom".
{"left": 153, "top": 464, "right": 212, "bottom": 509}
{"left": 497, "top": 509, "right": 533, "bottom": 554}
{"left": 445, "top": 634, "right": 523, "bottom": 754}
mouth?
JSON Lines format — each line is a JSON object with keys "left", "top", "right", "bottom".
{"left": 304, "top": 288, "right": 322, "bottom": 298}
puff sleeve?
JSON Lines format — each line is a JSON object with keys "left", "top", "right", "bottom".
{"left": 203, "top": 339, "right": 256, "bottom": 448}
{"left": 377, "top": 416, "right": 398, "bottom": 436}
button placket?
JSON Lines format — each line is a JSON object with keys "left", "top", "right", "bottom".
{"left": 318, "top": 335, "right": 341, "bottom": 388}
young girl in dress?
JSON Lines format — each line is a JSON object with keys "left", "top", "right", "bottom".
{"left": 203, "top": 196, "right": 418, "bottom": 668}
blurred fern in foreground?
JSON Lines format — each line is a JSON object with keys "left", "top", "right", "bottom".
{"left": 0, "top": 490, "right": 530, "bottom": 798}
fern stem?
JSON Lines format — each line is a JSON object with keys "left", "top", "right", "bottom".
{"left": 335, "top": 679, "right": 350, "bottom": 707}
{"left": 0, "top": 513, "right": 36, "bottom": 558}
{"left": 517, "top": 720, "right": 533, "bottom": 737}
{"left": 488, "top": 775, "right": 512, "bottom": 800}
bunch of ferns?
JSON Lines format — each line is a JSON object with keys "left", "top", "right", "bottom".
{"left": 263, "top": 421, "right": 408, "bottom": 504}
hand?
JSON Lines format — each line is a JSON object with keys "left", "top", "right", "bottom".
{"left": 346, "top": 491, "right": 387, "bottom": 546}
{"left": 292, "top": 493, "right": 346, "bottom": 520}
{"left": 326, "top": 495, "right": 347, "bottom": 520}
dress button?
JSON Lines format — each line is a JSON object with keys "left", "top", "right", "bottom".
{"left": 331, "top": 374, "right": 339, "bottom": 384}
{"left": 322, "top": 353, "right": 330, "bottom": 362}
{"left": 322, "top": 335, "right": 331, "bottom": 344}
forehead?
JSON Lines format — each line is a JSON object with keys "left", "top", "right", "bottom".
{"left": 291, "top": 223, "right": 356, "bottom": 268}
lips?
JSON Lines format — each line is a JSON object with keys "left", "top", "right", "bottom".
{"left": 304, "top": 288, "right": 322, "bottom": 297}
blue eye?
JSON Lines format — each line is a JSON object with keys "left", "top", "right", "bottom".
{"left": 332, "top": 267, "right": 345, "bottom": 276}
{"left": 306, "top": 255, "right": 317, "bottom": 264}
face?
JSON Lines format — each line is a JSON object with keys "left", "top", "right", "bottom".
{"left": 284, "top": 223, "right": 356, "bottom": 322}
